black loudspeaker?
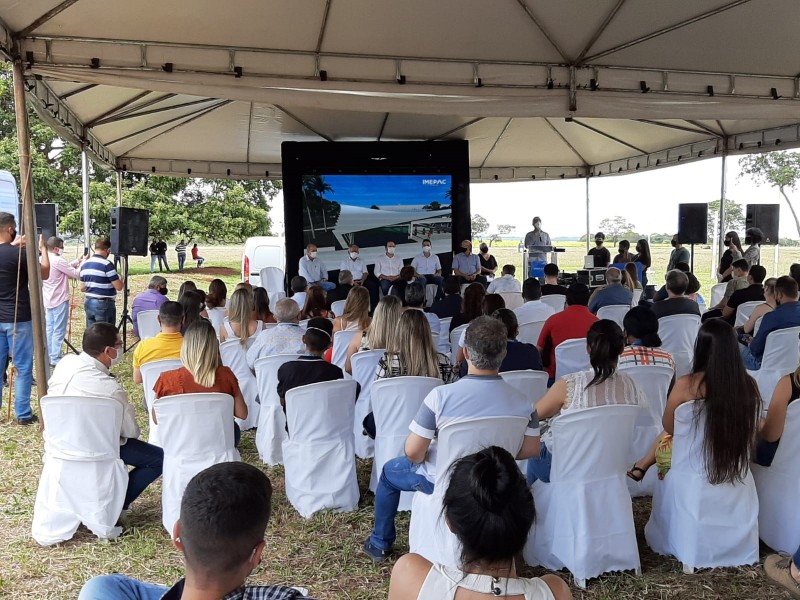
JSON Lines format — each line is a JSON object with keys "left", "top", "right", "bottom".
{"left": 678, "top": 203, "right": 708, "bottom": 244}
{"left": 18, "top": 203, "right": 57, "bottom": 240}
{"left": 746, "top": 204, "right": 780, "bottom": 245}
{"left": 110, "top": 207, "right": 149, "bottom": 256}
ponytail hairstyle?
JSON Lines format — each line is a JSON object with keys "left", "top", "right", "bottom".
{"left": 622, "top": 306, "right": 662, "bottom": 348}
{"left": 227, "top": 288, "right": 255, "bottom": 347}
{"left": 586, "top": 319, "right": 625, "bottom": 388}
{"left": 443, "top": 446, "right": 535, "bottom": 567}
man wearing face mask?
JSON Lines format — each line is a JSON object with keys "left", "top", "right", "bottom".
{"left": 298, "top": 243, "right": 335, "bottom": 292}
{"left": 524, "top": 216, "right": 551, "bottom": 262}
{"left": 132, "top": 301, "right": 184, "bottom": 385}
{"left": 667, "top": 234, "right": 690, "bottom": 271}
{"left": 374, "top": 241, "right": 405, "bottom": 296}
{"left": 340, "top": 244, "right": 380, "bottom": 308}
{"left": 43, "top": 236, "right": 83, "bottom": 367}
{"left": 587, "top": 232, "right": 611, "bottom": 267}
{"left": 131, "top": 275, "right": 169, "bottom": 338}
{"left": 48, "top": 322, "right": 163, "bottom": 515}
{"left": 412, "top": 238, "right": 444, "bottom": 301}
{"left": 80, "top": 237, "right": 124, "bottom": 327}
{"left": 453, "top": 240, "right": 486, "bottom": 286}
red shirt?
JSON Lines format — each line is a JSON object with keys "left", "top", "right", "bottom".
{"left": 154, "top": 366, "right": 241, "bottom": 399}
{"left": 191, "top": 246, "right": 199, "bottom": 259}
{"left": 537, "top": 305, "right": 599, "bottom": 378}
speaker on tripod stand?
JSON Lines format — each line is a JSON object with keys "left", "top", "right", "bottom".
{"left": 678, "top": 203, "right": 708, "bottom": 273}
{"left": 110, "top": 207, "right": 150, "bottom": 352}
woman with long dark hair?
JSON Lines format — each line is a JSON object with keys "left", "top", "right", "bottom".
{"left": 252, "top": 287, "right": 275, "bottom": 324}
{"left": 449, "top": 282, "right": 486, "bottom": 332}
{"left": 633, "top": 238, "right": 651, "bottom": 288}
{"left": 179, "top": 290, "right": 205, "bottom": 334}
{"left": 718, "top": 231, "right": 744, "bottom": 282}
{"left": 205, "top": 278, "right": 228, "bottom": 309}
{"left": 628, "top": 319, "right": 761, "bottom": 484}
{"left": 300, "top": 284, "right": 332, "bottom": 319}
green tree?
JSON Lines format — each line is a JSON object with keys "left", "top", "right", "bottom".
{"left": 740, "top": 152, "right": 800, "bottom": 238}
{"left": 471, "top": 214, "right": 489, "bottom": 241}
{"left": 598, "top": 216, "right": 636, "bottom": 243}
{"left": 488, "top": 224, "right": 515, "bottom": 246}
{"left": 707, "top": 198, "right": 745, "bottom": 242}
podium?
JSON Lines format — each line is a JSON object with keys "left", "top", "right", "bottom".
{"left": 521, "top": 245, "right": 564, "bottom": 280}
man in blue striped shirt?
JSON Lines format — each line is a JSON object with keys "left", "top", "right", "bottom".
{"left": 80, "top": 237, "right": 123, "bottom": 327}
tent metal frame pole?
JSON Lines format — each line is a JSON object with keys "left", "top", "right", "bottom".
{"left": 11, "top": 58, "right": 48, "bottom": 399}
{"left": 116, "top": 170, "right": 122, "bottom": 207}
{"left": 81, "top": 148, "right": 90, "bottom": 254}
{"left": 718, "top": 147, "right": 728, "bottom": 269}
{"left": 585, "top": 177, "right": 590, "bottom": 254}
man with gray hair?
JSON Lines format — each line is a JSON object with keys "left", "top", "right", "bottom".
{"left": 362, "top": 315, "right": 541, "bottom": 561}
{"left": 650, "top": 269, "right": 701, "bottom": 319}
{"left": 131, "top": 275, "right": 168, "bottom": 338}
{"left": 587, "top": 266, "right": 633, "bottom": 314}
{"left": 246, "top": 298, "right": 305, "bottom": 369}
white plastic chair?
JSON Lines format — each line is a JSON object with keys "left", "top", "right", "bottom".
{"left": 658, "top": 314, "right": 700, "bottom": 377}
{"left": 525, "top": 405, "right": 641, "bottom": 588}
{"left": 710, "top": 282, "right": 727, "bottom": 308}
{"left": 282, "top": 380, "right": 359, "bottom": 518}
{"left": 734, "top": 301, "right": 763, "bottom": 327}
{"left": 541, "top": 294, "right": 566, "bottom": 313}
{"left": 644, "top": 401, "right": 759, "bottom": 572}
{"left": 330, "top": 299, "right": 347, "bottom": 317}
{"left": 332, "top": 330, "right": 359, "bottom": 371}
{"left": 499, "top": 291, "right": 523, "bottom": 310}
{"left": 748, "top": 326, "right": 800, "bottom": 410}
{"left": 597, "top": 304, "right": 630, "bottom": 328}
{"left": 219, "top": 339, "right": 259, "bottom": 430}
{"left": 31, "top": 396, "right": 127, "bottom": 545}
{"left": 408, "top": 416, "right": 530, "bottom": 567}
{"left": 449, "top": 324, "right": 469, "bottom": 363}
{"left": 437, "top": 317, "right": 452, "bottom": 354}
{"left": 154, "top": 393, "right": 241, "bottom": 533}
{"left": 136, "top": 310, "right": 161, "bottom": 340}
{"left": 370, "top": 376, "right": 442, "bottom": 507}
{"left": 517, "top": 320, "right": 545, "bottom": 346}
{"left": 350, "top": 349, "right": 386, "bottom": 459}
{"left": 632, "top": 289, "right": 643, "bottom": 306}
{"left": 554, "top": 338, "right": 590, "bottom": 380}
{"left": 254, "top": 353, "right": 302, "bottom": 465}
{"left": 206, "top": 307, "right": 227, "bottom": 338}
{"left": 140, "top": 358, "right": 183, "bottom": 446}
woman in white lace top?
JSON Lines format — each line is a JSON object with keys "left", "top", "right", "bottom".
{"left": 527, "top": 319, "right": 646, "bottom": 484}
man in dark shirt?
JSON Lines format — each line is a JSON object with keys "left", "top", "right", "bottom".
{"left": 722, "top": 264, "right": 766, "bottom": 325}
{"left": 741, "top": 276, "right": 800, "bottom": 370}
{"left": 326, "top": 269, "right": 354, "bottom": 310}
{"left": 458, "top": 308, "right": 543, "bottom": 377}
{"left": 587, "top": 232, "right": 611, "bottom": 267}
{"left": 428, "top": 275, "right": 462, "bottom": 319}
{"left": 156, "top": 238, "right": 170, "bottom": 272}
{"left": 650, "top": 270, "right": 701, "bottom": 320}
{"left": 541, "top": 263, "right": 568, "bottom": 296}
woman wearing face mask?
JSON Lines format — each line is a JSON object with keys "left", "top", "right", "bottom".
{"left": 743, "top": 227, "right": 763, "bottom": 268}
{"left": 478, "top": 243, "right": 498, "bottom": 281}
{"left": 613, "top": 240, "right": 634, "bottom": 264}
{"left": 717, "top": 231, "right": 743, "bottom": 282}
{"left": 633, "top": 238, "right": 651, "bottom": 289}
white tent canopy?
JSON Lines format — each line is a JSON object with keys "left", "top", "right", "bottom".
{"left": 3, "top": 0, "right": 800, "bottom": 181}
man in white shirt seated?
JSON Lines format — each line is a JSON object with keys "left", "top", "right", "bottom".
{"left": 362, "top": 316, "right": 541, "bottom": 561}
{"left": 411, "top": 238, "right": 444, "bottom": 301}
{"left": 487, "top": 264, "right": 521, "bottom": 294}
{"left": 513, "top": 278, "right": 555, "bottom": 324}
{"left": 339, "top": 244, "right": 380, "bottom": 309}
{"left": 404, "top": 282, "right": 440, "bottom": 336}
{"left": 374, "top": 241, "right": 404, "bottom": 296}
{"left": 298, "top": 243, "right": 334, "bottom": 291}
{"left": 289, "top": 275, "right": 308, "bottom": 311}
{"left": 48, "top": 322, "right": 163, "bottom": 514}
{"left": 246, "top": 298, "right": 306, "bottom": 369}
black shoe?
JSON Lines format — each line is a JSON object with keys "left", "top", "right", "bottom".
{"left": 17, "top": 415, "right": 39, "bottom": 426}
{"left": 362, "top": 539, "right": 391, "bottom": 563}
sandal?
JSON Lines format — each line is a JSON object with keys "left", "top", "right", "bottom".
{"left": 627, "top": 464, "right": 647, "bottom": 482}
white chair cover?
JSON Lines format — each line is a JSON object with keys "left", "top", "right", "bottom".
{"left": 154, "top": 393, "right": 241, "bottom": 533}
{"left": 32, "top": 396, "right": 127, "bottom": 545}
{"left": 754, "top": 315, "right": 764, "bottom": 336}
{"left": 408, "top": 416, "right": 529, "bottom": 567}
{"left": 268, "top": 290, "right": 286, "bottom": 314}
{"left": 500, "top": 370, "right": 549, "bottom": 406}
{"left": 437, "top": 317, "right": 452, "bottom": 354}
{"left": 632, "top": 289, "right": 643, "bottom": 306}
{"left": 735, "top": 301, "right": 763, "bottom": 327}
{"left": 449, "top": 324, "right": 469, "bottom": 363}
{"left": 644, "top": 401, "right": 759, "bottom": 572}
{"left": 524, "top": 405, "right": 641, "bottom": 588}
{"left": 425, "top": 284, "right": 437, "bottom": 308}
{"left": 554, "top": 338, "right": 590, "bottom": 380}
{"left": 748, "top": 326, "right": 800, "bottom": 410}
{"left": 753, "top": 401, "right": 800, "bottom": 553}
{"left": 259, "top": 266, "right": 285, "bottom": 294}
{"left": 540, "top": 294, "right": 566, "bottom": 313}
{"left": 350, "top": 349, "right": 385, "bottom": 459}
{"left": 282, "top": 380, "right": 359, "bottom": 518}
{"left": 596, "top": 304, "right": 630, "bottom": 328}
{"left": 254, "top": 353, "right": 302, "bottom": 465}
{"left": 219, "top": 339, "right": 260, "bottom": 430}
{"left": 658, "top": 314, "right": 700, "bottom": 377}
{"left": 517, "top": 320, "right": 545, "bottom": 346}
{"left": 499, "top": 292, "right": 524, "bottom": 310}
{"left": 330, "top": 299, "right": 347, "bottom": 317}
{"left": 710, "top": 282, "right": 727, "bottom": 308}
{"left": 332, "top": 330, "right": 359, "bottom": 371}
{"left": 140, "top": 358, "right": 183, "bottom": 446}
{"left": 206, "top": 307, "right": 227, "bottom": 338}
{"left": 370, "top": 376, "right": 442, "bottom": 506}
{"left": 136, "top": 310, "right": 161, "bottom": 340}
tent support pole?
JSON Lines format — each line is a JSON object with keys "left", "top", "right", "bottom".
{"left": 81, "top": 149, "right": 90, "bottom": 254}
{"left": 585, "top": 176, "right": 590, "bottom": 254}
{"left": 718, "top": 145, "right": 728, "bottom": 269}
{"left": 12, "top": 58, "right": 48, "bottom": 399}
{"left": 116, "top": 171, "right": 122, "bottom": 207}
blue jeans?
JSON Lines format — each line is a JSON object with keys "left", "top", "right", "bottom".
{"left": 379, "top": 279, "right": 394, "bottom": 295}
{"left": 195, "top": 256, "right": 204, "bottom": 267}
{"left": 85, "top": 298, "right": 116, "bottom": 328}
{"left": 420, "top": 274, "right": 444, "bottom": 300}
{"left": 369, "top": 456, "right": 434, "bottom": 551}
{"left": 79, "top": 574, "right": 167, "bottom": 600}
{"left": 177, "top": 253, "right": 186, "bottom": 270}
{"left": 119, "top": 438, "right": 164, "bottom": 509}
{"left": 315, "top": 281, "right": 335, "bottom": 292}
{"left": 149, "top": 255, "right": 157, "bottom": 273}
{"left": 0, "top": 321, "right": 33, "bottom": 419}
{"left": 526, "top": 442, "right": 552, "bottom": 484}
{"left": 45, "top": 301, "right": 70, "bottom": 365}
{"left": 794, "top": 545, "right": 800, "bottom": 567}
{"left": 740, "top": 344, "right": 762, "bottom": 370}
{"left": 157, "top": 254, "right": 170, "bottom": 271}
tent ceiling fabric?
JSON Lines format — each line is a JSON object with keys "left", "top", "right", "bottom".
{"left": 3, "top": 0, "right": 800, "bottom": 180}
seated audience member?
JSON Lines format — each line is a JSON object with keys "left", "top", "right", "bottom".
{"left": 649, "top": 270, "right": 701, "bottom": 320}
{"left": 290, "top": 275, "right": 308, "bottom": 309}
{"left": 537, "top": 283, "right": 598, "bottom": 381}
{"left": 153, "top": 320, "right": 247, "bottom": 446}
{"left": 487, "top": 264, "right": 521, "bottom": 294}
{"left": 702, "top": 259, "right": 750, "bottom": 318}
{"left": 235, "top": 282, "right": 254, "bottom": 294}
{"left": 246, "top": 298, "right": 305, "bottom": 369}
{"left": 719, "top": 264, "right": 767, "bottom": 325}
{"left": 652, "top": 262, "right": 691, "bottom": 302}
{"left": 791, "top": 263, "right": 800, "bottom": 290}
{"left": 220, "top": 287, "right": 263, "bottom": 344}
{"left": 452, "top": 240, "right": 486, "bottom": 286}
{"left": 411, "top": 238, "right": 445, "bottom": 301}
{"left": 613, "top": 240, "right": 634, "bottom": 264}
{"left": 375, "top": 241, "right": 405, "bottom": 296}
{"left": 528, "top": 320, "right": 645, "bottom": 483}
{"left": 623, "top": 262, "right": 642, "bottom": 292}
{"left": 252, "top": 286, "right": 276, "bottom": 324}
{"left": 514, "top": 277, "right": 556, "bottom": 325}
{"left": 765, "top": 547, "right": 800, "bottom": 599}
{"left": 177, "top": 280, "right": 198, "bottom": 302}
{"left": 458, "top": 308, "right": 543, "bottom": 377}
{"left": 362, "top": 316, "right": 541, "bottom": 562}
{"left": 741, "top": 276, "right": 800, "bottom": 371}
{"left": 388, "top": 446, "right": 572, "bottom": 600}
{"left": 132, "top": 301, "right": 184, "bottom": 384}
{"left": 541, "top": 263, "right": 568, "bottom": 296}
{"left": 455, "top": 294, "right": 506, "bottom": 365}
{"left": 449, "top": 282, "right": 486, "bottom": 332}
{"left": 205, "top": 278, "right": 228, "bottom": 310}
{"left": 179, "top": 290, "right": 206, "bottom": 334}
{"left": 389, "top": 266, "right": 418, "bottom": 307}
{"left": 627, "top": 319, "right": 760, "bottom": 483}
{"left": 685, "top": 271, "right": 705, "bottom": 305}
{"left": 332, "top": 285, "right": 371, "bottom": 334}
{"left": 131, "top": 275, "right": 168, "bottom": 338}
{"left": 78, "top": 462, "right": 312, "bottom": 600}
{"left": 326, "top": 269, "right": 354, "bottom": 310}
{"left": 49, "top": 323, "right": 163, "bottom": 514}
{"left": 755, "top": 363, "right": 800, "bottom": 466}
{"left": 299, "top": 242, "right": 334, "bottom": 291}
{"left": 588, "top": 232, "right": 611, "bottom": 267}
{"left": 345, "top": 295, "right": 403, "bottom": 373}
{"left": 478, "top": 243, "right": 498, "bottom": 281}
{"left": 428, "top": 275, "right": 462, "bottom": 319}
{"left": 739, "top": 277, "right": 777, "bottom": 341}
{"left": 618, "top": 306, "right": 676, "bottom": 376}
{"left": 588, "top": 267, "right": 633, "bottom": 314}
{"left": 405, "top": 282, "right": 440, "bottom": 337}
{"left": 300, "top": 284, "right": 332, "bottom": 320}
{"left": 376, "top": 310, "right": 454, "bottom": 384}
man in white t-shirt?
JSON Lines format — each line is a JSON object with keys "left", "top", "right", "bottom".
{"left": 487, "top": 264, "right": 521, "bottom": 294}
{"left": 362, "top": 316, "right": 541, "bottom": 561}
{"left": 411, "top": 238, "right": 444, "bottom": 301}
{"left": 514, "top": 278, "right": 555, "bottom": 324}
{"left": 374, "top": 241, "right": 404, "bottom": 296}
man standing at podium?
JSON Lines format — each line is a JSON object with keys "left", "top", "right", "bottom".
{"left": 524, "top": 216, "right": 551, "bottom": 262}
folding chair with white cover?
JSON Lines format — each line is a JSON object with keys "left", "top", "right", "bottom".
{"left": 282, "top": 380, "right": 359, "bottom": 518}
{"left": 140, "top": 358, "right": 182, "bottom": 446}
{"left": 499, "top": 292, "right": 524, "bottom": 310}
{"left": 644, "top": 401, "right": 759, "bottom": 572}
{"left": 437, "top": 317, "right": 452, "bottom": 354}
{"left": 330, "top": 299, "right": 347, "bottom": 317}
{"left": 136, "top": 310, "right": 161, "bottom": 340}
{"left": 154, "top": 393, "right": 241, "bottom": 533}
{"left": 259, "top": 266, "right": 285, "bottom": 296}
{"left": 746, "top": 326, "right": 800, "bottom": 410}
{"left": 710, "top": 282, "right": 727, "bottom": 308}
{"left": 596, "top": 304, "right": 630, "bottom": 328}
{"left": 332, "top": 330, "right": 359, "bottom": 372}
{"left": 370, "top": 376, "right": 443, "bottom": 507}
{"left": 408, "top": 416, "right": 529, "bottom": 567}
{"left": 524, "top": 405, "right": 641, "bottom": 588}
{"left": 32, "top": 396, "right": 127, "bottom": 545}
{"left": 254, "top": 354, "right": 302, "bottom": 465}
{"left": 540, "top": 294, "right": 566, "bottom": 313}
{"left": 449, "top": 324, "right": 469, "bottom": 363}
{"left": 554, "top": 338, "right": 590, "bottom": 380}
{"left": 617, "top": 365, "right": 674, "bottom": 497}
{"left": 206, "top": 307, "right": 227, "bottom": 338}
{"left": 500, "top": 370, "right": 549, "bottom": 406}
{"left": 658, "top": 314, "right": 700, "bottom": 377}
{"left": 350, "top": 349, "right": 385, "bottom": 459}
{"left": 752, "top": 401, "right": 800, "bottom": 553}
{"left": 219, "top": 339, "right": 259, "bottom": 430}
{"left": 734, "top": 301, "right": 763, "bottom": 328}
{"left": 517, "top": 320, "right": 545, "bottom": 346}
{"left": 632, "top": 289, "right": 642, "bottom": 306}
{"left": 425, "top": 284, "right": 437, "bottom": 308}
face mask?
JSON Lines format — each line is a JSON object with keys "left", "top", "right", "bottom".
{"left": 533, "top": 222, "right": 541, "bottom": 229}
{"left": 109, "top": 347, "right": 123, "bottom": 367}
{"left": 422, "top": 246, "right": 431, "bottom": 254}
{"left": 309, "top": 251, "right": 317, "bottom": 259}
{"left": 480, "top": 246, "right": 488, "bottom": 254}
{"left": 671, "top": 240, "right": 678, "bottom": 247}
{"left": 349, "top": 251, "right": 358, "bottom": 260}
{"left": 159, "top": 287, "right": 168, "bottom": 295}
{"left": 595, "top": 240, "right": 603, "bottom": 247}
{"left": 386, "top": 247, "right": 395, "bottom": 256}
{"left": 724, "top": 238, "right": 732, "bottom": 245}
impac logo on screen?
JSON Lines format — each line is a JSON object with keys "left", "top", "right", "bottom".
{"left": 421, "top": 178, "right": 448, "bottom": 186}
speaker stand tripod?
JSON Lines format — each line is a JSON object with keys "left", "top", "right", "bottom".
{"left": 115, "top": 255, "right": 138, "bottom": 354}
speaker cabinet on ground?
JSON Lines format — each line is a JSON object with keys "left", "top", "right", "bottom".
{"left": 678, "top": 203, "right": 708, "bottom": 245}
{"left": 18, "top": 203, "right": 57, "bottom": 240}
{"left": 110, "top": 207, "right": 149, "bottom": 256}
{"left": 746, "top": 204, "right": 780, "bottom": 244}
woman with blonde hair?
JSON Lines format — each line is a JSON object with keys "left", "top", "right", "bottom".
{"left": 377, "top": 309, "right": 454, "bottom": 383}
{"left": 219, "top": 287, "right": 263, "bottom": 346}
{"left": 300, "top": 284, "right": 332, "bottom": 319}
{"left": 333, "top": 286, "right": 372, "bottom": 334}
{"left": 345, "top": 295, "right": 402, "bottom": 373}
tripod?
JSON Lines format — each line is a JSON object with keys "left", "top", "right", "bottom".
{"left": 116, "top": 255, "right": 137, "bottom": 353}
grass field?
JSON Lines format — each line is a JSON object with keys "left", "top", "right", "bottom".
{"left": 0, "top": 242, "right": 793, "bottom": 598}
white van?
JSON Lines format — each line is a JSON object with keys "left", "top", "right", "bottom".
{"left": 241, "top": 236, "right": 285, "bottom": 288}
{"left": 0, "top": 171, "right": 19, "bottom": 222}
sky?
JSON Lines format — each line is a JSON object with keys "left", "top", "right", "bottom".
{"left": 315, "top": 174, "right": 451, "bottom": 209}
